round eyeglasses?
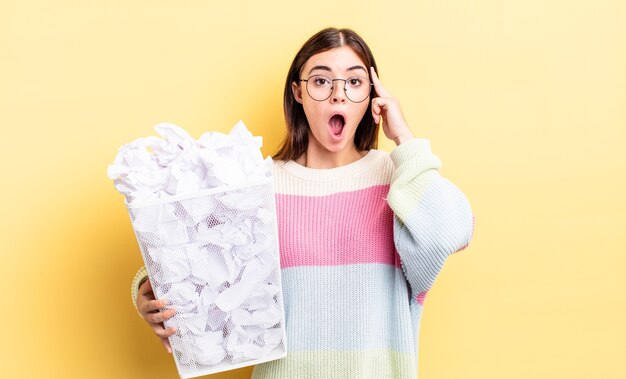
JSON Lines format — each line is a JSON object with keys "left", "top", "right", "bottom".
{"left": 300, "top": 75, "right": 373, "bottom": 103}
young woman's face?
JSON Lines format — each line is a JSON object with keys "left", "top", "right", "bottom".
{"left": 292, "top": 46, "right": 370, "bottom": 155}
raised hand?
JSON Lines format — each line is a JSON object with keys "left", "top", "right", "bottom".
{"left": 370, "top": 67, "right": 414, "bottom": 146}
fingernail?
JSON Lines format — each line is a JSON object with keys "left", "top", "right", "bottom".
{"left": 161, "top": 299, "right": 168, "bottom": 307}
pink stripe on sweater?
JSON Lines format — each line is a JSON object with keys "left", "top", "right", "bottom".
{"left": 453, "top": 215, "right": 475, "bottom": 254}
{"left": 276, "top": 185, "right": 401, "bottom": 268}
{"left": 416, "top": 290, "right": 429, "bottom": 305}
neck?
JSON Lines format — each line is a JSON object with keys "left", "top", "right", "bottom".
{"left": 295, "top": 143, "right": 367, "bottom": 169}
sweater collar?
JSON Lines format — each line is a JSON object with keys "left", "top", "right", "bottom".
{"left": 277, "top": 150, "right": 377, "bottom": 183}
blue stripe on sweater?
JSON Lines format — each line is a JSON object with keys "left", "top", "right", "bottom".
{"left": 393, "top": 175, "right": 474, "bottom": 296}
{"left": 280, "top": 263, "right": 423, "bottom": 353}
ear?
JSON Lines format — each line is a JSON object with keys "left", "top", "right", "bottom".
{"left": 291, "top": 81, "right": 303, "bottom": 104}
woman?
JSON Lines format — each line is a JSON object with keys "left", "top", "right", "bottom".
{"left": 133, "top": 27, "right": 473, "bottom": 378}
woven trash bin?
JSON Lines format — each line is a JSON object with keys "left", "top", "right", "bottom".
{"left": 127, "top": 178, "right": 287, "bottom": 378}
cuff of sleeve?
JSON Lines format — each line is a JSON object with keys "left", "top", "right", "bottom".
{"left": 130, "top": 266, "right": 148, "bottom": 315}
{"left": 390, "top": 138, "right": 435, "bottom": 169}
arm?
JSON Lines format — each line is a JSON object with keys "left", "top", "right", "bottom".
{"left": 387, "top": 139, "right": 474, "bottom": 300}
{"left": 368, "top": 68, "right": 473, "bottom": 300}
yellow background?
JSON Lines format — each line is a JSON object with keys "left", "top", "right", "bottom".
{"left": 1, "top": 0, "right": 624, "bottom": 378}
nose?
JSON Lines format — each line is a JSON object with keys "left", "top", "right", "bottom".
{"left": 331, "top": 81, "right": 347, "bottom": 103}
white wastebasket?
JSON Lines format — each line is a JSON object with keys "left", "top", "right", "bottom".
{"left": 127, "top": 178, "right": 287, "bottom": 378}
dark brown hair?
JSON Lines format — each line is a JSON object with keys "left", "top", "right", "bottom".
{"left": 273, "top": 27, "right": 379, "bottom": 161}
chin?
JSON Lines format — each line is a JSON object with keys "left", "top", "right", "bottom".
{"left": 319, "top": 145, "right": 339, "bottom": 154}
{"left": 324, "top": 141, "right": 352, "bottom": 154}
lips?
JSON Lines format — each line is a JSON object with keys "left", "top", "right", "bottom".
{"left": 328, "top": 113, "right": 345, "bottom": 137}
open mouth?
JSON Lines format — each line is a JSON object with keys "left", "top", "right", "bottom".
{"left": 329, "top": 114, "right": 345, "bottom": 137}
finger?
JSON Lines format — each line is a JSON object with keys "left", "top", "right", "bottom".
{"left": 161, "top": 337, "right": 173, "bottom": 354}
{"left": 139, "top": 298, "right": 169, "bottom": 316}
{"left": 371, "top": 98, "right": 381, "bottom": 124}
{"left": 151, "top": 323, "right": 177, "bottom": 338}
{"left": 146, "top": 308, "right": 177, "bottom": 324}
{"left": 371, "top": 97, "right": 391, "bottom": 124}
{"left": 370, "top": 67, "right": 391, "bottom": 98}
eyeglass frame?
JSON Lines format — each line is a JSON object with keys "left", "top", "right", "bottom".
{"left": 299, "top": 75, "right": 374, "bottom": 103}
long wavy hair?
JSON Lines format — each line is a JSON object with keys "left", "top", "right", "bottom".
{"left": 273, "top": 27, "right": 379, "bottom": 161}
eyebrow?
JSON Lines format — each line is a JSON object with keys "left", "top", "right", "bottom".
{"left": 307, "top": 65, "right": 368, "bottom": 76}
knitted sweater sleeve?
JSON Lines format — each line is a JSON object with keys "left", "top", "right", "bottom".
{"left": 130, "top": 266, "right": 149, "bottom": 313}
{"left": 387, "top": 138, "right": 474, "bottom": 299}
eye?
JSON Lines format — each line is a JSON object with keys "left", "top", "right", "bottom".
{"left": 312, "top": 76, "right": 331, "bottom": 87}
{"left": 347, "top": 77, "right": 364, "bottom": 87}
